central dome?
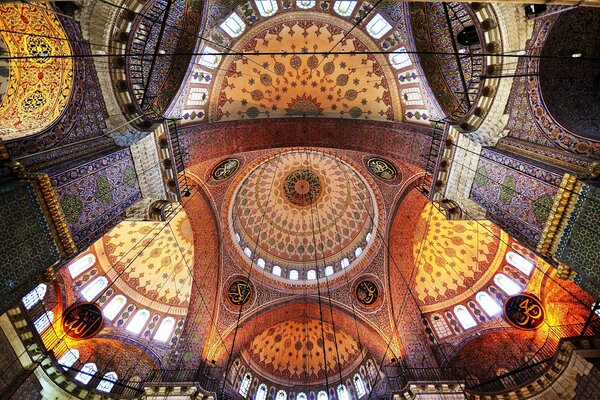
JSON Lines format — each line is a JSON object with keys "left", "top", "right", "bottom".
{"left": 227, "top": 149, "right": 379, "bottom": 282}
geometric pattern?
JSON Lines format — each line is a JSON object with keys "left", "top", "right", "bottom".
{"left": 209, "top": 14, "right": 399, "bottom": 122}
{"left": 0, "top": 4, "right": 73, "bottom": 140}
{"left": 230, "top": 149, "right": 378, "bottom": 272}
{"left": 98, "top": 209, "right": 194, "bottom": 308}
{"left": 412, "top": 203, "right": 505, "bottom": 309}
{"left": 246, "top": 319, "right": 361, "bottom": 381}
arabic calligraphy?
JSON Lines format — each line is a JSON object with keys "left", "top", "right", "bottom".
{"left": 504, "top": 293, "right": 545, "bottom": 330}
{"left": 227, "top": 280, "right": 252, "bottom": 306}
{"left": 61, "top": 302, "right": 104, "bottom": 339}
{"left": 211, "top": 158, "right": 239, "bottom": 181}
{"left": 367, "top": 157, "right": 397, "bottom": 181}
{"left": 356, "top": 280, "right": 379, "bottom": 306}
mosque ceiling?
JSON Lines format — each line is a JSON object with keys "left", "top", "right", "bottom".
{"left": 94, "top": 209, "right": 194, "bottom": 311}
{"left": 175, "top": 0, "right": 437, "bottom": 125}
{"left": 244, "top": 318, "right": 362, "bottom": 383}
{"left": 0, "top": 4, "right": 73, "bottom": 140}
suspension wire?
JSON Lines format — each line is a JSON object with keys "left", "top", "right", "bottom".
{"left": 304, "top": 149, "right": 331, "bottom": 397}
{"left": 220, "top": 151, "right": 284, "bottom": 397}
{"left": 306, "top": 149, "right": 346, "bottom": 393}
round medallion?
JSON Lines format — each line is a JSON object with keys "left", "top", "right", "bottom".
{"left": 503, "top": 293, "right": 545, "bottom": 330}
{"left": 211, "top": 158, "right": 239, "bottom": 181}
{"left": 367, "top": 157, "right": 397, "bottom": 181}
{"left": 227, "top": 280, "right": 252, "bottom": 306}
{"left": 355, "top": 280, "right": 380, "bottom": 306}
{"left": 283, "top": 169, "right": 322, "bottom": 206}
{"left": 61, "top": 302, "right": 104, "bottom": 340}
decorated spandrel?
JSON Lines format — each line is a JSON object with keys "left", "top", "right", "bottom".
{"left": 503, "top": 293, "right": 545, "bottom": 330}
{"left": 367, "top": 157, "right": 397, "bottom": 181}
{"left": 61, "top": 302, "right": 104, "bottom": 340}
{"left": 356, "top": 280, "right": 379, "bottom": 306}
{"left": 211, "top": 158, "right": 239, "bottom": 181}
{"left": 227, "top": 280, "right": 252, "bottom": 306}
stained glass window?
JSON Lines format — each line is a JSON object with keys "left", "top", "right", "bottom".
{"left": 317, "top": 391, "right": 328, "bottom": 400}
{"left": 431, "top": 314, "right": 452, "bottom": 338}
{"left": 276, "top": 390, "right": 287, "bottom": 400}
{"left": 81, "top": 276, "right": 108, "bottom": 301}
{"left": 97, "top": 371, "right": 118, "bottom": 392}
{"left": 126, "top": 309, "right": 150, "bottom": 334}
{"left": 68, "top": 254, "right": 96, "bottom": 278}
{"left": 254, "top": 0, "right": 278, "bottom": 17}
{"left": 153, "top": 317, "right": 175, "bottom": 342}
{"left": 34, "top": 311, "right": 53, "bottom": 333}
{"left": 239, "top": 373, "right": 252, "bottom": 397}
{"left": 333, "top": 1, "right": 357, "bottom": 16}
{"left": 102, "top": 295, "right": 127, "bottom": 320}
{"left": 476, "top": 292, "right": 502, "bottom": 316}
{"left": 255, "top": 383, "right": 267, "bottom": 400}
{"left": 337, "top": 384, "right": 350, "bottom": 400}
{"left": 454, "top": 305, "right": 477, "bottom": 329}
{"left": 22, "top": 283, "right": 47, "bottom": 310}
{"left": 494, "top": 273, "right": 522, "bottom": 295}
{"left": 57, "top": 349, "right": 79, "bottom": 370}
{"left": 354, "top": 374, "right": 367, "bottom": 398}
{"left": 506, "top": 252, "right": 534, "bottom": 276}
{"left": 220, "top": 13, "right": 246, "bottom": 38}
{"left": 75, "top": 362, "right": 97, "bottom": 385}
{"left": 389, "top": 48, "right": 411, "bottom": 69}
{"left": 365, "top": 14, "right": 392, "bottom": 39}
{"left": 198, "top": 47, "right": 221, "bottom": 69}
{"left": 296, "top": 0, "right": 315, "bottom": 9}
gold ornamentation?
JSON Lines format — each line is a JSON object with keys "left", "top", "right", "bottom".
{"left": 282, "top": 169, "right": 322, "bottom": 206}
{"left": 367, "top": 157, "right": 398, "bottom": 180}
{"left": 61, "top": 302, "right": 104, "bottom": 339}
{"left": 503, "top": 293, "right": 545, "bottom": 330}
{"left": 211, "top": 158, "right": 239, "bottom": 181}
{"left": 227, "top": 280, "right": 252, "bottom": 306}
{"left": 356, "top": 280, "right": 379, "bottom": 306}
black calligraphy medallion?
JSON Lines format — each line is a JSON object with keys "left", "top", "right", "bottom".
{"left": 355, "top": 280, "right": 379, "bottom": 306}
{"left": 62, "top": 302, "right": 104, "bottom": 340}
{"left": 211, "top": 158, "right": 239, "bottom": 181}
{"left": 367, "top": 157, "right": 397, "bottom": 181}
{"left": 503, "top": 293, "right": 545, "bottom": 330}
{"left": 227, "top": 280, "right": 252, "bottom": 306}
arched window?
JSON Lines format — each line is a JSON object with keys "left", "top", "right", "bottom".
{"left": 153, "top": 317, "right": 175, "bottom": 342}
{"left": 333, "top": 1, "right": 357, "bottom": 16}
{"left": 220, "top": 12, "right": 246, "bottom": 38}
{"left": 57, "top": 349, "right": 79, "bottom": 370}
{"left": 389, "top": 48, "right": 411, "bottom": 69}
{"left": 126, "top": 309, "right": 150, "bottom": 334}
{"left": 244, "top": 247, "right": 252, "bottom": 258}
{"left": 454, "top": 305, "right": 477, "bottom": 329}
{"left": 337, "top": 384, "right": 350, "bottom": 400}
{"left": 324, "top": 266, "right": 334, "bottom": 276}
{"left": 75, "top": 362, "right": 97, "bottom": 385}
{"left": 354, "top": 374, "right": 366, "bottom": 398}
{"left": 506, "top": 252, "right": 534, "bottom": 276}
{"left": 307, "top": 270, "right": 317, "bottom": 280}
{"left": 475, "top": 292, "right": 502, "bottom": 316}
{"left": 81, "top": 276, "right": 108, "bottom": 301}
{"left": 239, "top": 373, "right": 252, "bottom": 397}
{"left": 297, "top": 393, "right": 307, "bottom": 400}
{"left": 341, "top": 258, "right": 349, "bottom": 269}
{"left": 494, "top": 273, "right": 522, "bottom": 295}
{"left": 289, "top": 270, "right": 299, "bottom": 280}
{"left": 254, "top": 0, "right": 278, "bottom": 17}
{"left": 255, "top": 383, "right": 267, "bottom": 400}
{"left": 198, "top": 47, "right": 221, "bottom": 69}
{"left": 257, "top": 258, "right": 266, "bottom": 269}
{"left": 272, "top": 265, "right": 282, "bottom": 276}
{"left": 276, "top": 390, "right": 287, "bottom": 400}
{"left": 366, "top": 232, "right": 372, "bottom": 242}
{"left": 34, "top": 311, "right": 54, "bottom": 333}
{"left": 296, "top": 0, "right": 315, "bottom": 9}
{"left": 235, "top": 232, "right": 241, "bottom": 242}
{"left": 430, "top": 314, "right": 452, "bottom": 338}
{"left": 22, "top": 283, "right": 47, "bottom": 310}
{"left": 97, "top": 371, "right": 118, "bottom": 392}
{"left": 317, "top": 391, "right": 328, "bottom": 400}
{"left": 365, "top": 14, "right": 392, "bottom": 39}
{"left": 68, "top": 254, "right": 96, "bottom": 278}
{"left": 366, "top": 359, "right": 378, "bottom": 381}
{"left": 355, "top": 247, "right": 363, "bottom": 257}
{"left": 103, "top": 295, "right": 127, "bottom": 320}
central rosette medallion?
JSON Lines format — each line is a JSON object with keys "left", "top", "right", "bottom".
{"left": 283, "top": 169, "right": 322, "bottom": 206}
{"left": 226, "top": 149, "right": 381, "bottom": 284}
